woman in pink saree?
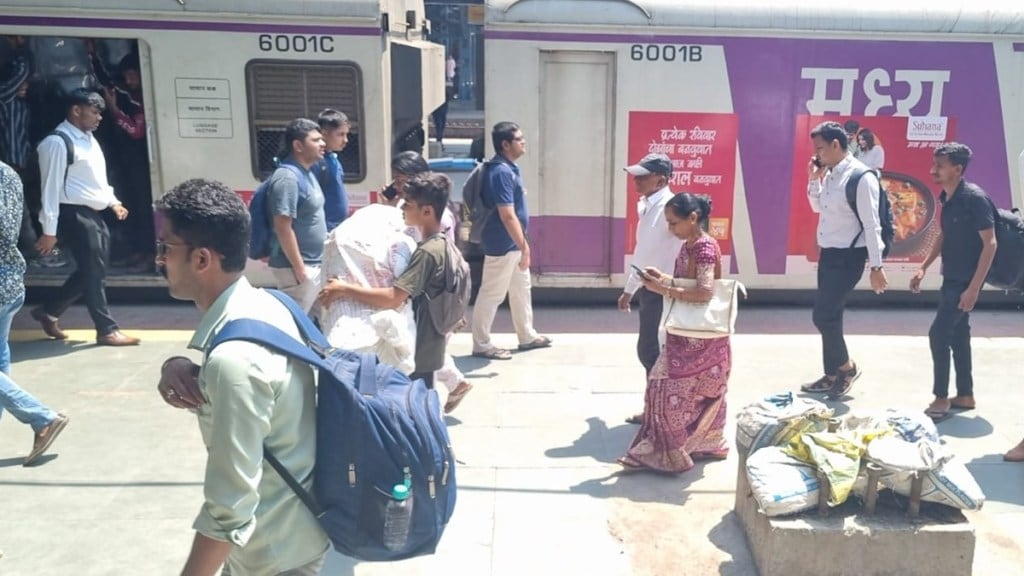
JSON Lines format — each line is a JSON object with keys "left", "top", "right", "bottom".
{"left": 619, "top": 193, "right": 731, "bottom": 473}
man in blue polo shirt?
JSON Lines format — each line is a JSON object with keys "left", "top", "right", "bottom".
{"left": 910, "top": 142, "right": 997, "bottom": 423}
{"left": 470, "top": 121, "right": 550, "bottom": 359}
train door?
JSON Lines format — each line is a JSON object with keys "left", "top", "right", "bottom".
{"left": 537, "top": 51, "right": 615, "bottom": 275}
{"left": 8, "top": 36, "right": 157, "bottom": 281}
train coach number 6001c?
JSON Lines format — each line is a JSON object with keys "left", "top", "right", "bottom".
{"left": 258, "top": 34, "right": 335, "bottom": 53}
{"left": 629, "top": 44, "right": 703, "bottom": 63}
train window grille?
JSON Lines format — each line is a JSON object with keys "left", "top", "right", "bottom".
{"left": 246, "top": 61, "right": 364, "bottom": 182}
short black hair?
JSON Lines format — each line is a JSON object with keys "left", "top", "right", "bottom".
{"left": 934, "top": 142, "right": 972, "bottom": 172}
{"left": 666, "top": 193, "right": 713, "bottom": 229}
{"left": 843, "top": 120, "right": 860, "bottom": 134}
{"left": 154, "top": 178, "right": 250, "bottom": 272}
{"left": 810, "top": 121, "right": 848, "bottom": 150}
{"left": 392, "top": 150, "right": 429, "bottom": 176}
{"left": 317, "top": 108, "right": 349, "bottom": 130}
{"left": 491, "top": 121, "right": 520, "bottom": 154}
{"left": 280, "top": 118, "right": 320, "bottom": 158}
{"left": 405, "top": 172, "right": 451, "bottom": 224}
{"left": 66, "top": 88, "right": 105, "bottom": 112}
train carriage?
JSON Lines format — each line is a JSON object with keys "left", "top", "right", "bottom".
{"left": 1, "top": 0, "right": 444, "bottom": 287}
{"left": 484, "top": 0, "right": 1024, "bottom": 293}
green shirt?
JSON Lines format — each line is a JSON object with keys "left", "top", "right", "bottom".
{"left": 188, "top": 278, "right": 328, "bottom": 575}
{"left": 394, "top": 235, "right": 447, "bottom": 373}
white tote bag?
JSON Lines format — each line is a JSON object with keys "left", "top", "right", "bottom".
{"left": 660, "top": 278, "right": 746, "bottom": 339}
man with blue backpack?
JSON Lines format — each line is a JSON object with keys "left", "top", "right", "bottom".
{"left": 264, "top": 118, "right": 327, "bottom": 312}
{"left": 153, "top": 178, "right": 329, "bottom": 575}
{"left": 158, "top": 177, "right": 459, "bottom": 567}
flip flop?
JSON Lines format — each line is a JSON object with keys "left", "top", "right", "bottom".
{"left": 443, "top": 382, "right": 473, "bottom": 414}
{"left": 517, "top": 336, "right": 553, "bottom": 351}
{"left": 471, "top": 348, "right": 512, "bottom": 360}
{"left": 925, "top": 408, "right": 953, "bottom": 423}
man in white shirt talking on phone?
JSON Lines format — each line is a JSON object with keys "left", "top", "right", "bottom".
{"left": 617, "top": 153, "right": 682, "bottom": 424}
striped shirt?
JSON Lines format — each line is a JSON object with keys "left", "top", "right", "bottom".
{"left": 0, "top": 57, "right": 31, "bottom": 169}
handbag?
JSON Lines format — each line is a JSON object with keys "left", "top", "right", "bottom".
{"left": 660, "top": 274, "right": 746, "bottom": 339}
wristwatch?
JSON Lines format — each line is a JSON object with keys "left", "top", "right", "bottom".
{"left": 870, "top": 265, "right": 884, "bottom": 271}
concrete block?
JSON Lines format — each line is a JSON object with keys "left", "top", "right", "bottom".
{"left": 735, "top": 451, "right": 975, "bottom": 576}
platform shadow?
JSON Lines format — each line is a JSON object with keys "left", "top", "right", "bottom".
{"left": 544, "top": 416, "right": 617, "bottom": 464}
{"left": 965, "top": 454, "right": 1024, "bottom": 509}
{"left": 934, "top": 413, "right": 994, "bottom": 439}
{"left": 10, "top": 339, "right": 87, "bottom": 361}
{"left": 709, "top": 511, "right": 758, "bottom": 576}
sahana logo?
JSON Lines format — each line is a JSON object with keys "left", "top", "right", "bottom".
{"left": 906, "top": 116, "right": 948, "bottom": 141}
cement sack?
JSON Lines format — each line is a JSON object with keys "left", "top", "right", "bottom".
{"left": 854, "top": 437, "right": 985, "bottom": 510}
{"left": 736, "top": 392, "right": 833, "bottom": 454}
{"left": 746, "top": 446, "right": 821, "bottom": 517}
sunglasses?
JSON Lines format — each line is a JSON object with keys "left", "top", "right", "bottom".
{"left": 155, "top": 240, "right": 191, "bottom": 258}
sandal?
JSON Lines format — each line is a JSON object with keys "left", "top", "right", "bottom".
{"left": 472, "top": 348, "right": 512, "bottom": 360}
{"left": 625, "top": 413, "right": 644, "bottom": 425}
{"left": 925, "top": 407, "right": 953, "bottom": 423}
{"left": 616, "top": 457, "right": 646, "bottom": 472}
{"left": 800, "top": 375, "right": 834, "bottom": 393}
{"left": 950, "top": 397, "right": 976, "bottom": 411}
{"left": 443, "top": 382, "right": 473, "bottom": 414}
{"left": 517, "top": 336, "right": 553, "bottom": 351}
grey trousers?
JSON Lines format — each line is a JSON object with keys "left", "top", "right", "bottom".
{"left": 636, "top": 287, "right": 663, "bottom": 376}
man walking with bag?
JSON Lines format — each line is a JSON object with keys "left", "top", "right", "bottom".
{"left": 470, "top": 122, "right": 550, "bottom": 359}
{"left": 801, "top": 121, "right": 888, "bottom": 399}
{"left": 154, "top": 178, "right": 328, "bottom": 575}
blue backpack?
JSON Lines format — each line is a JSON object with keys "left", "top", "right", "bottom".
{"left": 209, "top": 291, "right": 457, "bottom": 562}
{"left": 248, "top": 163, "right": 308, "bottom": 260}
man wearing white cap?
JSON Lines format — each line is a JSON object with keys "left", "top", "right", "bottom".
{"left": 618, "top": 153, "right": 681, "bottom": 424}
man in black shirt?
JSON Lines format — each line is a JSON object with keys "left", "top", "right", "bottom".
{"left": 910, "top": 143, "right": 997, "bottom": 422}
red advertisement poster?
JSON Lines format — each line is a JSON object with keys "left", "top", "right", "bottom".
{"left": 626, "top": 111, "right": 739, "bottom": 256}
{"left": 786, "top": 115, "right": 957, "bottom": 271}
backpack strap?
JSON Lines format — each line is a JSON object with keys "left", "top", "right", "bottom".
{"left": 45, "top": 130, "right": 75, "bottom": 194}
{"left": 845, "top": 167, "right": 871, "bottom": 248}
{"left": 277, "top": 162, "right": 310, "bottom": 199}
{"left": 209, "top": 317, "right": 331, "bottom": 519}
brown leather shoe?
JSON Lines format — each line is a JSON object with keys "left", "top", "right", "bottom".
{"left": 24, "top": 413, "right": 69, "bottom": 466}
{"left": 31, "top": 307, "right": 67, "bottom": 340}
{"left": 96, "top": 330, "right": 140, "bottom": 346}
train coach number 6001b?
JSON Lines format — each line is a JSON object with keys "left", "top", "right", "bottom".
{"left": 629, "top": 44, "right": 703, "bottom": 63}
{"left": 258, "top": 34, "right": 335, "bottom": 53}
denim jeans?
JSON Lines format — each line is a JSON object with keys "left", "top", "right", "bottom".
{"left": 1, "top": 292, "right": 58, "bottom": 432}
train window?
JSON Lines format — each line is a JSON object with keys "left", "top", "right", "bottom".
{"left": 245, "top": 60, "right": 365, "bottom": 182}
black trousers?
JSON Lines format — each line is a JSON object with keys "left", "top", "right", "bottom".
{"left": 636, "top": 287, "right": 663, "bottom": 376}
{"left": 410, "top": 371, "right": 435, "bottom": 390}
{"left": 44, "top": 204, "right": 118, "bottom": 335}
{"left": 812, "top": 247, "right": 867, "bottom": 375}
{"left": 18, "top": 201, "right": 40, "bottom": 260}
{"left": 930, "top": 280, "right": 973, "bottom": 398}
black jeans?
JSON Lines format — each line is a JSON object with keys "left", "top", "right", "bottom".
{"left": 636, "top": 287, "right": 663, "bottom": 376}
{"left": 44, "top": 205, "right": 118, "bottom": 335}
{"left": 929, "top": 280, "right": 973, "bottom": 398}
{"left": 812, "top": 247, "right": 867, "bottom": 375}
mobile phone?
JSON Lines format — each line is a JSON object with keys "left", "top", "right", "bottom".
{"left": 630, "top": 264, "right": 651, "bottom": 279}
{"left": 811, "top": 156, "right": 823, "bottom": 168}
